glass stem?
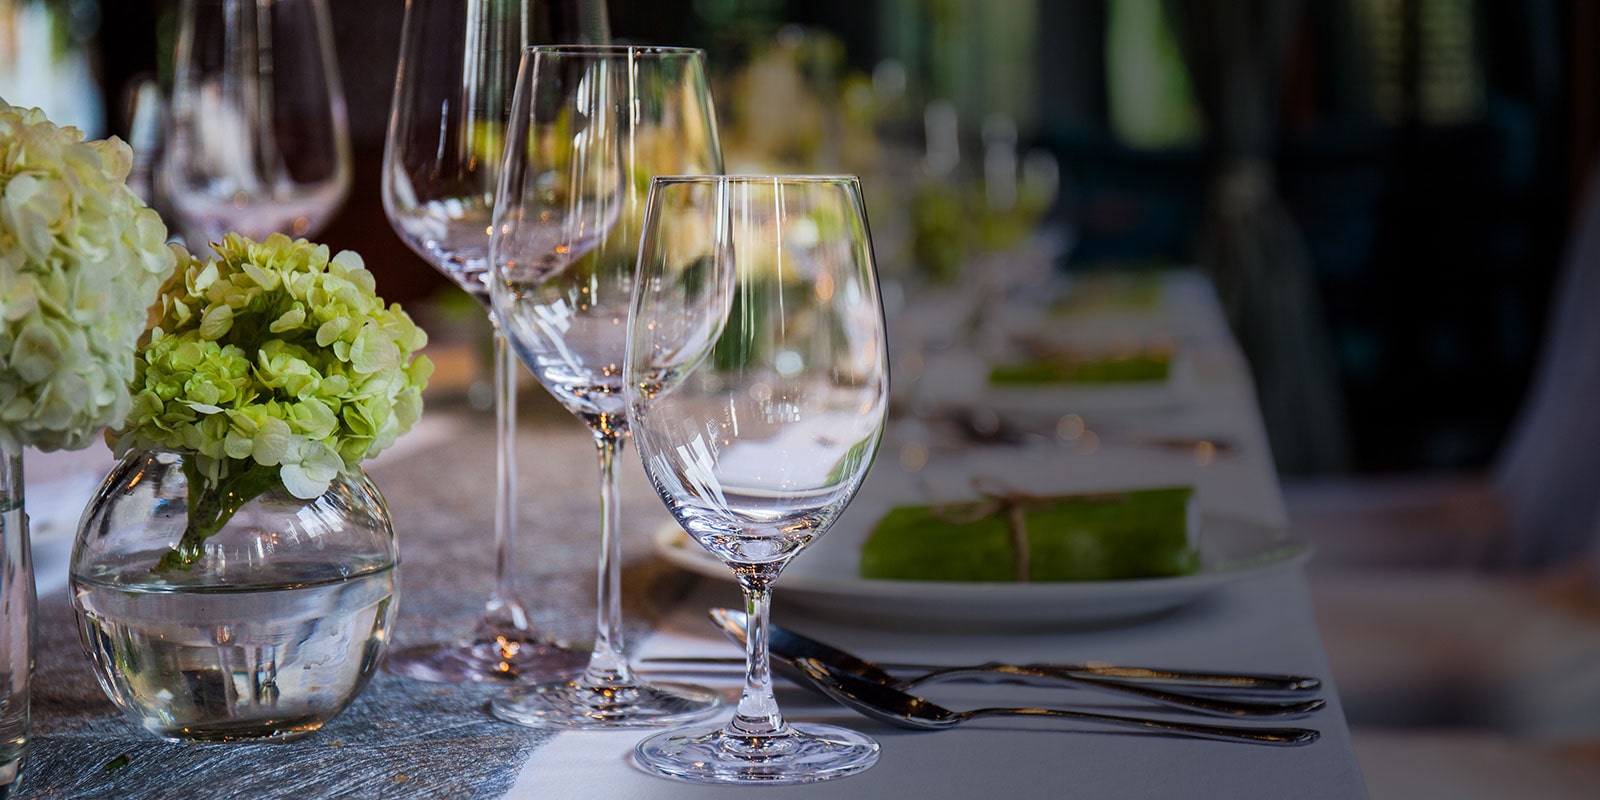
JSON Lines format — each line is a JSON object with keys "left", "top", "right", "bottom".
{"left": 729, "top": 580, "right": 786, "bottom": 738}
{"left": 482, "top": 324, "right": 532, "bottom": 636}
{"left": 581, "top": 432, "right": 634, "bottom": 686}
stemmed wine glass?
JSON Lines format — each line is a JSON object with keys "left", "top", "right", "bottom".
{"left": 626, "top": 176, "right": 889, "bottom": 784}
{"left": 159, "top": 0, "right": 351, "bottom": 245}
{"left": 487, "top": 45, "right": 725, "bottom": 727}
{"left": 379, "top": 0, "right": 608, "bottom": 684}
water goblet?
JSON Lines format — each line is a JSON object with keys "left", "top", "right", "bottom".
{"left": 379, "top": 0, "right": 609, "bottom": 685}
{"left": 487, "top": 45, "right": 724, "bottom": 727}
{"left": 626, "top": 175, "right": 890, "bottom": 783}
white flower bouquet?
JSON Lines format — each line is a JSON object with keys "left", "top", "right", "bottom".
{"left": 0, "top": 100, "right": 176, "bottom": 454}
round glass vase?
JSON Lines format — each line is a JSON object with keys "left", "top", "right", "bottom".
{"left": 69, "top": 450, "right": 399, "bottom": 743}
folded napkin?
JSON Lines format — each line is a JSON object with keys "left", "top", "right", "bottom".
{"left": 860, "top": 486, "right": 1199, "bottom": 582}
{"left": 988, "top": 350, "right": 1172, "bottom": 385}
{"left": 987, "top": 333, "right": 1178, "bottom": 386}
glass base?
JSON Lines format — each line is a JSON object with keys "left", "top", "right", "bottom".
{"left": 634, "top": 722, "right": 880, "bottom": 785}
{"left": 385, "top": 635, "right": 589, "bottom": 685}
{"left": 490, "top": 679, "right": 721, "bottom": 729}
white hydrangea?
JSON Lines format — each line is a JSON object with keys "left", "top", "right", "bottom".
{"left": 0, "top": 99, "right": 176, "bottom": 454}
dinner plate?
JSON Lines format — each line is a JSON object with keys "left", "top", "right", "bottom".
{"left": 652, "top": 511, "right": 1311, "bottom": 630}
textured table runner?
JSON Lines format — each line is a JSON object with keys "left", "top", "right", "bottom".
{"left": 15, "top": 408, "right": 689, "bottom": 800}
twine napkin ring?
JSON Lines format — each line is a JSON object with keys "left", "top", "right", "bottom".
{"left": 928, "top": 476, "right": 1060, "bottom": 582}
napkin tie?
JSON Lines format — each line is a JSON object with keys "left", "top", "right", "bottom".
{"left": 929, "top": 477, "right": 1129, "bottom": 582}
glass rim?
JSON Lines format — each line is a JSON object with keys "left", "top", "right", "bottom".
{"left": 649, "top": 174, "right": 862, "bottom": 185}
{"left": 524, "top": 44, "right": 706, "bottom": 58}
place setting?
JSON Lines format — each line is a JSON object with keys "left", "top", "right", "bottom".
{"left": 620, "top": 263, "right": 1330, "bottom": 787}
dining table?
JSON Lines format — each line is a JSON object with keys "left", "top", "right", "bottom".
{"left": 13, "top": 269, "right": 1370, "bottom": 799}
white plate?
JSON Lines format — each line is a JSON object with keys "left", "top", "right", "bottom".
{"left": 652, "top": 512, "right": 1311, "bottom": 630}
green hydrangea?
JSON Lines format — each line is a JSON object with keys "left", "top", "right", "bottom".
{"left": 0, "top": 100, "right": 177, "bottom": 454}
{"left": 111, "top": 233, "right": 432, "bottom": 570}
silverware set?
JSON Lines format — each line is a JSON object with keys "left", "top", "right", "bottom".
{"left": 795, "top": 659, "right": 1319, "bottom": 745}
{"left": 641, "top": 609, "right": 1324, "bottom": 746}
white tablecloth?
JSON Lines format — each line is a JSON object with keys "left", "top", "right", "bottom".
{"left": 505, "top": 271, "right": 1369, "bottom": 799}
{"left": 511, "top": 573, "right": 1364, "bottom": 799}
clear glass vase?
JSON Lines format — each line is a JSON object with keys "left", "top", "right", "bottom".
{"left": 1, "top": 450, "right": 34, "bottom": 794}
{"left": 70, "top": 450, "right": 398, "bottom": 743}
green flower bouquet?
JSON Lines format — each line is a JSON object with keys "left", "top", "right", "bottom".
{"left": 0, "top": 100, "right": 177, "bottom": 454}
{"left": 109, "top": 233, "right": 433, "bottom": 570}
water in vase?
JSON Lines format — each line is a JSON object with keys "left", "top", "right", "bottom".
{"left": 74, "top": 563, "right": 395, "bottom": 743}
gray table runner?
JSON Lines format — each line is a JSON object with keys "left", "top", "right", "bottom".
{"left": 15, "top": 413, "right": 689, "bottom": 799}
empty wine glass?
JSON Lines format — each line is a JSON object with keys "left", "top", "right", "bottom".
{"left": 159, "top": 0, "right": 351, "bottom": 246}
{"left": 626, "top": 175, "right": 889, "bottom": 784}
{"left": 379, "top": 0, "right": 608, "bottom": 684}
{"left": 487, "top": 45, "right": 724, "bottom": 727}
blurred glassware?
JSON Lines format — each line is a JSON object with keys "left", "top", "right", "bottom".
{"left": 717, "top": 27, "right": 884, "bottom": 175}
{"left": 0, "top": 0, "right": 105, "bottom": 136}
{"left": 908, "top": 100, "right": 969, "bottom": 285}
{"left": 158, "top": 0, "right": 351, "bottom": 246}
{"left": 379, "top": 0, "right": 608, "bottom": 685}
{"left": 122, "top": 78, "right": 165, "bottom": 205}
{"left": 983, "top": 113, "right": 1019, "bottom": 214}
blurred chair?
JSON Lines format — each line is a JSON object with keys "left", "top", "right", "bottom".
{"left": 1493, "top": 160, "right": 1600, "bottom": 569}
{"left": 1294, "top": 163, "right": 1600, "bottom": 795}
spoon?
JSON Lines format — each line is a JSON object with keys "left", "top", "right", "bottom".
{"left": 793, "top": 658, "right": 1320, "bottom": 746}
{"left": 708, "top": 609, "right": 1324, "bottom": 718}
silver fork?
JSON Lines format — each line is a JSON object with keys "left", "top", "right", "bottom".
{"left": 687, "top": 608, "right": 1325, "bottom": 718}
{"left": 795, "top": 658, "right": 1321, "bottom": 746}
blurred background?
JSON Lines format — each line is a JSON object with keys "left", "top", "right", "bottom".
{"left": 6, "top": 0, "right": 1600, "bottom": 795}
{"left": 10, "top": 0, "right": 1589, "bottom": 479}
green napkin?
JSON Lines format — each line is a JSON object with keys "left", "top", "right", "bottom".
{"left": 988, "top": 351, "right": 1172, "bottom": 385}
{"left": 860, "top": 486, "right": 1199, "bottom": 582}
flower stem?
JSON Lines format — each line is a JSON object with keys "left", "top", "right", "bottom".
{"left": 154, "top": 459, "right": 280, "bottom": 573}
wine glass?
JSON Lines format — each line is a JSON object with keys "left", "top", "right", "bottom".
{"left": 487, "top": 45, "right": 725, "bottom": 727}
{"left": 159, "top": 0, "right": 351, "bottom": 245}
{"left": 626, "top": 175, "right": 889, "bottom": 784}
{"left": 379, "top": 0, "right": 608, "bottom": 684}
